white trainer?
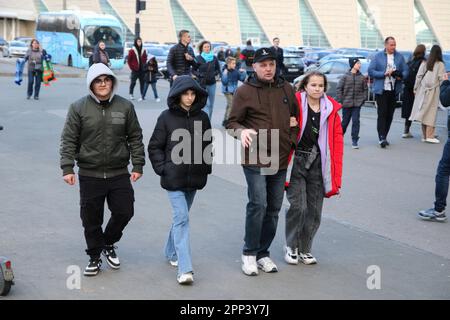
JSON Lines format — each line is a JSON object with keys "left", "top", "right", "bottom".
{"left": 257, "top": 257, "right": 278, "bottom": 273}
{"left": 299, "top": 252, "right": 317, "bottom": 265}
{"left": 177, "top": 272, "right": 194, "bottom": 285}
{"left": 155, "top": 98, "right": 161, "bottom": 102}
{"left": 284, "top": 246, "right": 299, "bottom": 265}
{"left": 129, "top": 94, "right": 135, "bottom": 100}
{"left": 425, "top": 138, "right": 440, "bottom": 144}
{"left": 169, "top": 260, "right": 178, "bottom": 267}
{"left": 241, "top": 255, "right": 258, "bottom": 276}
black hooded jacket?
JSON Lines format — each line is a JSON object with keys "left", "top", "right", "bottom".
{"left": 148, "top": 75, "right": 212, "bottom": 191}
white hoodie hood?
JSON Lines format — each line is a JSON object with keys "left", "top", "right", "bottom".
{"left": 86, "top": 63, "right": 118, "bottom": 103}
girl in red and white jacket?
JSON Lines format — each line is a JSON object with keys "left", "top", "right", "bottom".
{"left": 284, "top": 71, "right": 343, "bottom": 266}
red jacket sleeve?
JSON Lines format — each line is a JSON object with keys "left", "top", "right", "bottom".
{"left": 333, "top": 112, "right": 344, "bottom": 189}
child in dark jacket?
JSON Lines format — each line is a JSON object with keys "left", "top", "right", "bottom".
{"left": 148, "top": 75, "right": 212, "bottom": 285}
{"left": 143, "top": 55, "right": 160, "bottom": 102}
{"left": 221, "top": 56, "right": 247, "bottom": 127}
{"left": 336, "top": 58, "right": 368, "bottom": 149}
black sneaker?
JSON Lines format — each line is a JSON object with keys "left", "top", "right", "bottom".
{"left": 84, "top": 258, "right": 102, "bottom": 277}
{"left": 34, "top": 96, "right": 39, "bottom": 100}
{"left": 102, "top": 245, "right": 120, "bottom": 269}
{"left": 379, "top": 140, "right": 387, "bottom": 148}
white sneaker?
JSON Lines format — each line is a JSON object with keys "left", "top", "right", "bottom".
{"left": 425, "top": 138, "right": 440, "bottom": 144}
{"left": 138, "top": 97, "right": 143, "bottom": 102}
{"left": 299, "top": 252, "right": 317, "bottom": 265}
{"left": 257, "top": 257, "right": 278, "bottom": 273}
{"left": 284, "top": 246, "right": 299, "bottom": 265}
{"left": 241, "top": 255, "right": 258, "bottom": 276}
{"left": 169, "top": 260, "right": 178, "bottom": 267}
{"left": 177, "top": 272, "right": 194, "bottom": 285}
{"left": 155, "top": 98, "right": 161, "bottom": 102}
{"left": 129, "top": 95, "right": 135, "bottom": 100}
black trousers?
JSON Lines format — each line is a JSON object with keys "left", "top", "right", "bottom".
{"left": 375, "top": 91, "right": 397, "bottom": 141}
{"left": 79, "top": 174, "right": 134, "bottom": 258}
{"left": 129, "top": 71, "right": 145, "bottom": 97}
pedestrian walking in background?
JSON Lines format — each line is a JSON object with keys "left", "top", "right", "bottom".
{"left": 241, "top": 40, "right": 256, "bottom": 78}
{"left": 167, "top": 30, "right": 198, "bottom": 86}
{"left": 401, "top": 44, "right": 426, "bottom": 138}
{"left": 336, "top": 57, "right": 368, "bottom": 149}
{"left": 148, "top": 75, "right": 212, "bottom": 285}
{"left": 59, "top": 63, "right": 145, "bottom": 277}
{"left": 193, "top": 40, "right": 221, "bottom": 119}
{"left": 90, "top": 40, "right": 111, "bottom": 67}
{"left": 270, "top": 37, "right": 285, "bottom": 77}
{"left": 24, "top": 39, "right": 47, "bottom": 100}
{"left": 409, "top": 45, "right": 446, "bottom": 144}
{"left": 221, "top": 56, "right": 246, "bottom": 127}
{"left": 226, "top": 48, "right": 299, "bottom": 276}
{"left": 127, "top": 37, "right": 147, "bottom": 101}
{"left": 368, "top": 36, "right": 408, "bottom": 148}
{"left": 143, "top": 54, "right": 160, "bottom": 102}
{"left": 418, "top": 73, "right": 450, "bottom": 222}
{"left": 284, "top": 71, "right": 343, "bottom": 266}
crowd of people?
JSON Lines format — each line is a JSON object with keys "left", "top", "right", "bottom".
{"left": 53, "top": 30, "right": 450, "bottom": 286}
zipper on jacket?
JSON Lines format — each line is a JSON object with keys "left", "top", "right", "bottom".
{"left": 103, "top": 108, "right": 107, "bottom": 179}
{"left": 353, "top": 74, "right": 356, "bottom": 107}
{"left": 186, "top": 111, "right": 192, "bottom": 188}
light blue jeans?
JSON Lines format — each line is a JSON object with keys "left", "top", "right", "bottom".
{"left": 165, "top": 190, "right": 197, "bottom": 275}
{"left": 203, "top": 83, "right": 216, "bottom": 120}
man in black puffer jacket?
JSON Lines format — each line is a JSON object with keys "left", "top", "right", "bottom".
{"left": 148, "top": 75, "right": 212, "bottom": 285}
{"left": 167, "top": 30, "right": 198, "bottom": 86}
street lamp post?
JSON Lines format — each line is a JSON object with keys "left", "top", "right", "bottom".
{"left": 135, "top": 0, "right": 146, "bottom": 39}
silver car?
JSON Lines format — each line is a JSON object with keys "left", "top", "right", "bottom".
{"left": 2, "top": 40, "right": 28, "bottom": 58}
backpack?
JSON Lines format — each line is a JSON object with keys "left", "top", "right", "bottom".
{"left": 243, "top": 49, "right": 255, "bottom": 67}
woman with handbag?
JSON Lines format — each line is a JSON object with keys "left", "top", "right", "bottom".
{"left": 24, "top": 39, "right": 46, "bottom": 100}
{"left": 409, "top": 45, "right": 446, "bottom": 144}
{"left": 193, "top": 40, "right": 221, "bottom": 119}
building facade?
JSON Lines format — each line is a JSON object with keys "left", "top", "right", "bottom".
{"left": 1, "top": 0, "right": 448, "bottom": 50}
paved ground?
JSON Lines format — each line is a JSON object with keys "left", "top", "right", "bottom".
{"left": 0, "top": 61, "right": 449, "bottom": 300}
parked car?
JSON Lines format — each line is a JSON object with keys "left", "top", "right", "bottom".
{"left": 2, "top": 40, "right": 28, "bottom": 58}
{"left": 282, "top": 54, "right": 305, "bottom": 82}
{"left": 13, "top": 37, "right": 32, "bottom": 46}
{"left": 302, "top": 50, "right": 336, "bottom": 66}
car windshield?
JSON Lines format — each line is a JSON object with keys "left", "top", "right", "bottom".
{"left": 10, "top": 41, "right": 27, "bottom": 47}
{"left": 284, "top": 56, "right": 303, "bottom": 65}
{"left": 145, "top": 47, "right": 166, "bottom": 57}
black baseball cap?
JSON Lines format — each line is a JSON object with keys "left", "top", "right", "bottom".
{"left": 253, "top": 47, "right": 276, "bottom": 63}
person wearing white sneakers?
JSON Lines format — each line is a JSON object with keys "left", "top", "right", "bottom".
{"left": 285, "top": 71, "right": 343, "bottom": 266}
{"left": 226, "top": 48, "right": 299, "bottom": 276}
{"left": 409, "top": 45, "right": 446, "bottom": 144}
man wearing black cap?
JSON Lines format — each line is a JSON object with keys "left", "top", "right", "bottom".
{"left": 336, "top": 57, "right": 368, "bottom": 149}
{"left": 227, "top": 47, "right": 299, "bottom": 276}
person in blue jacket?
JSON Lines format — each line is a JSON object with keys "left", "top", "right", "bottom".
{"left": 368, "top": 36, "right": 408, "bottom": 148}
{"left": 221, "top": 56, "right": 246, "bottom": 127}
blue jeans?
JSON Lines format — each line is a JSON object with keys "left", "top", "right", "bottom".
{"left": 342, "top": 107, "right": 361, "bottom": 143}
{"left": 27, "top": 70, "right": 42, "bottom": 98}
{"left": 242, "top": 166, "right": 287, "bottom": 259}
{"left": 203, "top": 83, "right": 216, "bottom": 119}
{"left": 143, "top": 82, "right": 158, "bottom": 99}
{"left": 435, "top": 137, "right": 450, "bottom": 212}
{"left": 165, "top": 190, "right": 196, "bottom": 275}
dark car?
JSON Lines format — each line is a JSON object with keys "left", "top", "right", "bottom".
{"left": 282, "top": 55, "right": 305, "bottom": 82}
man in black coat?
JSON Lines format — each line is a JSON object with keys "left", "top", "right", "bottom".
{"left": 167, "top": 30, "right": 198, "bottom": 86}
{"left": 270, "top": 37, "right": 285, "bottom": 77}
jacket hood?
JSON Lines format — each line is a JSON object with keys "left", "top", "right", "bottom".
{"left": 167, "top": 75, "right": 208, "bottom": 114}
{"left": 86, "top": 63, "right": 118, "bottom": 103}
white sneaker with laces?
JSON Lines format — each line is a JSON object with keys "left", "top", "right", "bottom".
{"left": 299, "top": 252, "right": 317, "bottom": 265}
{"left": 257, "top": 257, "right": 278, "bottom": 273}
{"left": 426, "top": 138, "right": 440, "bottom": 144}
{"left": 284, "top": 246, "right": 299, "bottom": 265}
{"left": 241, "top": 255, "right": 258, "bottom": 276}
{"left": 177, "top": 272, "right": 194, "bottom": 285}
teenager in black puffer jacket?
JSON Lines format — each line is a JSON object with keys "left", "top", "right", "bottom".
{"left": 148, "top": 75, "right": 212, "bottom": 285}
